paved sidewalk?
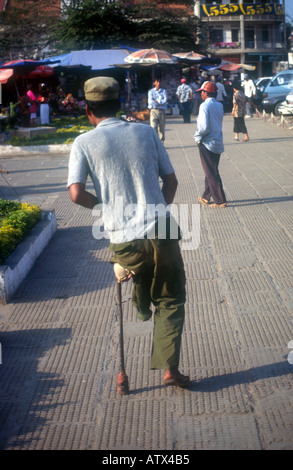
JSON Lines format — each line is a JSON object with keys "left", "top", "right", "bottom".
{"left": 0, "top": 115, "right": 292, "bottom": 451}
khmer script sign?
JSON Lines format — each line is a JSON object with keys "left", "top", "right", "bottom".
{"left": 201, "top": 3, "right": 285, "bottom": 17}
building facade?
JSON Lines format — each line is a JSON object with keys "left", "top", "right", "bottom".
{"left": 194, "top": 0, "right": 287, "bottom": 76}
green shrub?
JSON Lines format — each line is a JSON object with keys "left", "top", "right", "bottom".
{"left": 5, "top": 114, "right": 123, "bottom": 147}
{"left": 0, "top": 199, "right": 42, "bottom": 265}
{"left": 6, "top": 115, "right": 93, "bottom": 146}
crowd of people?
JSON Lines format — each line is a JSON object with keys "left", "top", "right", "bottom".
{"left": 2, "top": 69, "right": 259, "bottom": 134}
{"left": 9, "top": 83, "right": 86, "bottom": 128}
{"left": 147, "top": 70, "right": 257, "bottom": 145}
{"left": 146, "top": 71, "right": 258, "bottom": 218}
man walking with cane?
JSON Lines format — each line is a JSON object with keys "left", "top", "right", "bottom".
{"left": 67, "top": 76, "right": 190, "bottom": 392}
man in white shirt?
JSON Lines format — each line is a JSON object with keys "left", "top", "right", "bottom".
{"left": 243, "top": 74, "right": 256, "bottom": 117}
{"left": 148, "top": 77, "right": 168, "bottom": 143}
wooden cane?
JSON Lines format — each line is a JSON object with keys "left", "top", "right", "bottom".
{"left": 116, "top": 280, "right": 129, "bottom": 395}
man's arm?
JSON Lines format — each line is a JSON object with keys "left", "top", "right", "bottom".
{"left": 148, "top": 89, "right": 156, "bottom": 108}
{"left": 161, "top": 89, "right": 168, "bottom": 105}
{"left": 161, "top": 173, "right": 178, "bottom": 205}
{"left": 68, "top": 183, "right": 98, "bottom": 209}
{"left": 194, "top": 103, "right": 209, "bottom": 144}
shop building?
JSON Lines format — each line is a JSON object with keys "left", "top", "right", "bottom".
{"left": 194, "top": 0, "right": 287, "bottom": 76}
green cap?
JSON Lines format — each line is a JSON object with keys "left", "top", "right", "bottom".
{"left": 84, "top": 77, "right": 119, "bottom": 101}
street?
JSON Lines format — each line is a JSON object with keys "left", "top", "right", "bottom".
{"left": 0, "top": 113, "right": 293, "bottom": 450}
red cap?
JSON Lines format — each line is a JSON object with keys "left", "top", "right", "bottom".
{"left": 196, "top": 81, "right": 217, "bottom": 93}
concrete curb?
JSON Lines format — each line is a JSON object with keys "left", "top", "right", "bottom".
{"left": 0, "top": 210, "right": 57, "bottom": 304}
{"left": 0, "top": 144, "right": 72, "bottom": 156}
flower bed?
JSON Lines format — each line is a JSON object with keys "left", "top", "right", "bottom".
{"left": 0, "top": 199, "right": 42, "bottom": 265}
{"left": 6, "top": 115, "right": 92, "bottom": 147}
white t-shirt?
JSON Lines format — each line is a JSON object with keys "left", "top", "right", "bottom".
{"left": 67, "top": 118, "right": 175, "bottom": 243}
{"left": 243, "top": 79, "right": 256, "bottom": 98}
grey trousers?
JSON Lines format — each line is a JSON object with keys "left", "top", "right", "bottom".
{"left": 150, "top": 108, "right": 166, "bottom": 143}
{"left": 199, "top": 143, "right": 227, "bottom": 205}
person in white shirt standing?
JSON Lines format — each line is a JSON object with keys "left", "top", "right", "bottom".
{"left": 243, "top": 74, "right": 256, "bottom": 118}
{"left": 148, "top": 77, "right": 168, "bottom": 143}
{"left": 176, "top": 78, "right": 193, "bottom": 123}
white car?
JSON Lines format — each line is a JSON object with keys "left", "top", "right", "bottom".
{"left": 278, "top": 90, "right": 293, "bottom": 116}
{"left": 255, "top": 76, "right": 272, "bottom": 91}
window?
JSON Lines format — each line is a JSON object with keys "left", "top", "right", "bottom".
{"left": 231, "top": 29, "right": 239, "bottom": 42}
{"left": 210, "top": 29, "right": 224, "bottom": 43}
{"left": 245, "top": 28, "right": 254, "bottom": 48}
{"left": 262, "top": 26, "right": 269, "bottom": 42}
{"left": 270, "top": 74, "right": 293, "bottom": 86}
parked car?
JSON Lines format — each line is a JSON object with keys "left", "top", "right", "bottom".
{"left": 255, "top": 76, "right": 272, "bottom": 92}
{"left": 253, "top": 77, "right": 273, "bottom": 111}
{"left": 262, "top": 70, "right": 293, "bottom": 115}
{"left": 278, "top": 90, "right": 293, "bottom": 116}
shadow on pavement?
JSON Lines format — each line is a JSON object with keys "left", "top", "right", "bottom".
{"left": 0, "top": 327, "right": 72, "bottom": 449}
{"left": 228, "top": 195, "right": 293, "bottom": 207}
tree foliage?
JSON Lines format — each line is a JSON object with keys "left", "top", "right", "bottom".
{"left": 0, "top": 0, "right": 202, "bottom": 59}
{"left": 52, "top": 0, "right": 137, "bottom": 51}
{"left": 0, "top": 0, "right": 60, "bottom": 60}
{"left": 51, "top": 0, "right": 201, "bottom": 53}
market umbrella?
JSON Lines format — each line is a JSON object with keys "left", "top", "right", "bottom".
{"left": 218, "top": 62, "right": 242, "bottom": 72}
{"left": 0, "top": 69, "right": 14, "bottom": 84}
{"left": 124, "top": 48, "right": 178, "bottom": 65}
{"left": 217, "top": 62, "right": 256, "bottom": 72}
{"left": 173, "top": 51, "right": 221, "bottom": 65}
{"left": 0, "top": 59, "right": 60, "bottom": 81}
{"left": 24, "top": 65, "right": 54, "bottom": 79}
{"left": 0, "top": 59, "right": 59, "bottom": 69}
{"left": 239, "top": 63, "right": 256, "bottom": 71}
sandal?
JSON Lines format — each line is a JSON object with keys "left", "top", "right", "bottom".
{"left": 198, "top": 197, "right": 209, "bottom": 205}
{"left": 209, "top": 202, "right": 227, "bottom": 208}
{"left": 163, "top": 373, "right": 191, "bottom": 388}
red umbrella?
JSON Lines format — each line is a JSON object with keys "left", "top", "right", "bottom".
{"left": 24, "top": 65, "right": 54, "bottom": 78}
{"left": 124, "top": 48, "right": 178, "bottom": 65}
{"left": 0, "top": 69, "right": 14, "bottom": 84}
